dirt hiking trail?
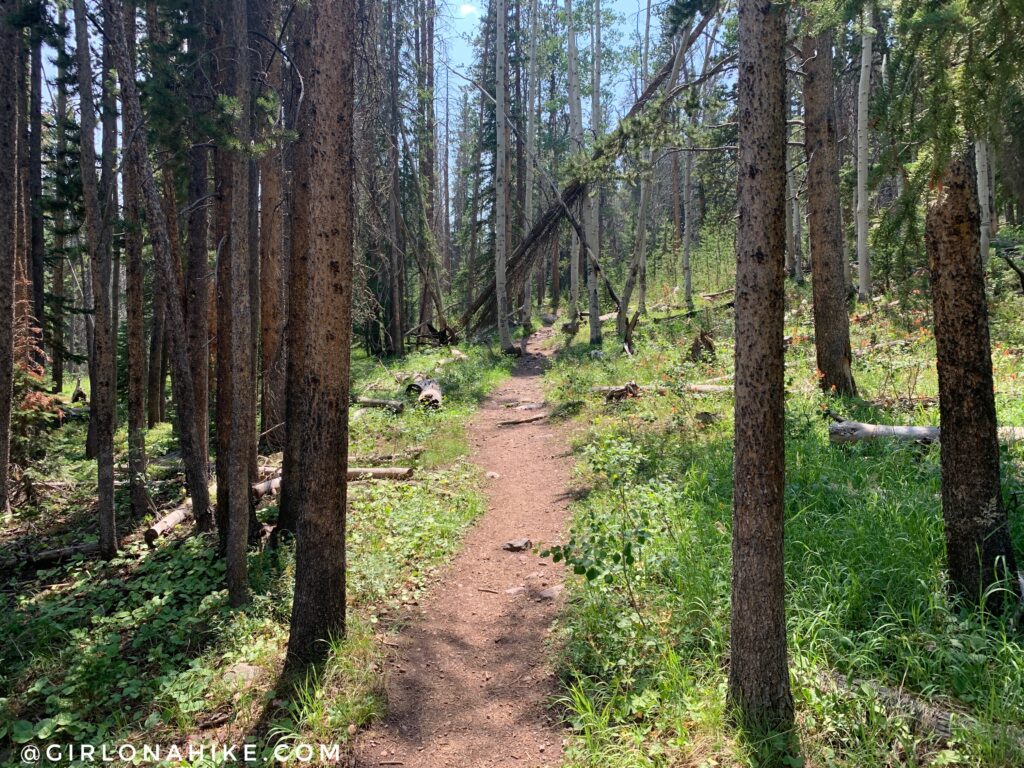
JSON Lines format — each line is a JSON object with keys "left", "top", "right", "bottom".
{"left": 353, "top": 327, "right": 574, "bottom": 768}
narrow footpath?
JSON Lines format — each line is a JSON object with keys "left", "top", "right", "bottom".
{"left": 353, "top": 327, "right": 574, "bottom": 768}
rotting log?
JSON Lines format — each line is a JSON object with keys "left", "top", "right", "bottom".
{"left": 406, "top": 377, "right": 443, "bottom": 408}
{"left": 354, "top": 397, "right": 404, "bottom": 414}
{"left": 828, "top": 420, "right": 1024, "bottom": 445}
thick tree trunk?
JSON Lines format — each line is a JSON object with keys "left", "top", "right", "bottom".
{"left": 285, "top": 0, "right": 354, "bottom": 666}
{"left": 74, "top": 0, "right": 118, "bottom": 560}
{"left": 927, "top": 157, "right": 1019, "bottom": 611}
{"left": 223, "top": 0, "right": 254, "bottom": 608}
{"left": 0, "top": 0, "right": 16, "bottom": 517}
{"left": 855, "top": 15, "right": 872, "bottom": 302}
{"left": 803, "top": 30, "right": 857, "bottom": 397}
{"left": 494, "top": 0, "right": 514, "bottom": 352}
{"left": 108, "top": 0, "right": 212, "bottom": 536}
{"left": 277, "top": 1, "right": 312, "bottom": 536}
{"left": 729, "top": 0, "right": 793, "bottom": 732}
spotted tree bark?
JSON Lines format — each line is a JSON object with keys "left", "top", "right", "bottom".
{"left": 927, "top": 157, "right": 1020, "bottom": 612}
{"left": 728, "top": 0, "right": 793, "bottom": 732}
{"left": 803, "top": 29, "right": 856, "bottom": 397}
{"left": 285, "top": 0, "right": 354, "bottom": 665}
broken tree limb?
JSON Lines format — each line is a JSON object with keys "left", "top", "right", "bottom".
{"left": 497, "top": 413, "right": 549, "bottom": 427}
{"left": 354, "top": 397, "right": 404, "bottom": 414}
{"left": 828, "top": 420, "right": 1024, "bottom": 445}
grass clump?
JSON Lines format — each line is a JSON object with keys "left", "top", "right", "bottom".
{"left": 545, "top": 287, "right": 1024, "bottom": 767}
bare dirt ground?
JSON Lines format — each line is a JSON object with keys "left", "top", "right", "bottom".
{"left": 352, "top": 327, "right": 574, "bottom": 768}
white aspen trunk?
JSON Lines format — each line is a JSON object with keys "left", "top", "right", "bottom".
{"left": 565, "top": 0, "right": 583, "bottom": 326}
{"left": 976, "top": 137, "right": 991, "bottom": 266}
{"left": 587, "top": 0, "right": 603, "bottom": 344}
{"left": 855, "top": 13, "right": 872, "bottom": 301}
{"left": 495, "top": 0, "right": 513, "bottom": 351}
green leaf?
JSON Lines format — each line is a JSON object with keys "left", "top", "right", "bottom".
{"left": 12, "top": 720, "right": 34, "bottom": 744}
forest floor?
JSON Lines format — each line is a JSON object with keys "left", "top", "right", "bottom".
{"left": 353, "top": 325, "right": 574, "bottom": 768}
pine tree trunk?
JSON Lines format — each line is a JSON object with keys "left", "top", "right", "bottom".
{"left": 185, "top": 0, "right": 210, "bottom": 466}
{"left": 146, "top": 296, "right": 164, "bottom": 427}
{"left": 855, "top": 15, "right": 872, "bottom": 302}
{"left": 107, "top": 0, "right": 212, "bottom": 536}
{"left": 729, "top": 0, "right": 793, "bottom": 732}
{"left": 564, "top": 0, "right": 582, "bottom": 324}
{"left": 0, "top": 0, "right": 17, "bottom": 517}
{"left": 258, "top": 0, "right": 286, "bottom": 452}
{"left": 586, "top": 0, "right": 603, "bottom": 345}
{"left": 101, "top": 6, "right": 119, "bottom": 427}
{"left": 285, "top": 0, "right": 354, "bottom": 666}
{"left": 494, "top": 0, "right": 514, "bottom": 352}
{"left": 121, "top": 6, "right": 150, "bottom": 520}
{"left": 52, "top": 6, "right": 68, "bottom": 395}
{"left": 225, "top": 0, "right": 254, "bottom": 608}
{"left": 74, "top": 0, "right": 118, "bottom": 560}
{"left": 28, "top": 17, "right": 44, "bottom": 352}
{"left": 278, "top": 0, "right": 312, "bottom": 536}
{"left": 927, "top": 157, "right": 1019, "bottom": 612}
{"left": 803, "top": 29, "right": 856, "bottom": 397}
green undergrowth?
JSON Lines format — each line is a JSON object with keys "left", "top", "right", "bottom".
{"left": 544, "top": 286, "right": 1024, "bottom": 767}
{"left": 0, "top": 343, "right": 513, "bottom": 766}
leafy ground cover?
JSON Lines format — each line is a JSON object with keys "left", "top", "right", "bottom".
{"left": 0, "top": 344, "right": 512, "bottom": 766}
{"left": 543, "top": 275, "right": 1024, "bottom": 767}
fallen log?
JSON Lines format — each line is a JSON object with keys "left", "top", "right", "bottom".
{"left": 251, "top": 467, "right": 415, "bottom": 500}
{"left": 651, "top": 300, "right": 735, "bottom": 323}
{"left": 591, "top": 382, "right": 731, "bottom": 399}
{"left": 406, "top": 377, "right": 443, "bottom": 408}
{"left": 0, "top": 541, "right": 104, "bottom": 571}
{"left": 145, "top": 495, "right": 202, "bottom": 547}
{"left": 354, "top": 397, "right": 405, "bottom": 414}
{"left": 828, "top": 420, "right": 1024, "bottom": 445}
{"left": 701, "top": 287, "right": 735, "bottom": 300}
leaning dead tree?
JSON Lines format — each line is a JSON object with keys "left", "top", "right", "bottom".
{"left": 460, "top": 6, "right": 722, "bottom": 332}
